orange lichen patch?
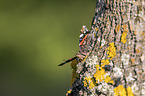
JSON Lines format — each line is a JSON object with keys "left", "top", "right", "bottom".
{"left": 121, "top": 32, "right": 127, "bottom": 44}
{"left": 138, "top": 47, "right": 142, "bottom": 50}
{"left": 134, "top": 31, "right": 137, "bottom": 35}
{"left": 117, "top": 48, "right": 120, "bottom": 51}
{"left": 93, "top": 21, "right": 95, "bottom": 25}
{"left": 100, "top": 17, "right": 103, "bottom": 21}
{"left": 95, "top": 27, "right": 98, "bottom": 31}
{"left": 115, "top": 25, "right": 121, "bottom": 32}
{"left": 131, "top": 58, "right": 135, "bottom": 64}
{"left": 137, "top": 71, "right": 142, "bottom": 75}
{"left": 94, "top": 33, "right": 96, "bottom": 37}
{"left": 135, "top": 48, "right": 140, "bottom": 53}
{"left": 141, "top": 31, "right": 144, "bottom": 35}
{"left": 133, "top": 2, "right": 136, "bottom": 5}
{"left": 130, "top": 25, "right": 133, "bottom": 30}
{"left": 114, "top": 85, "right": 134, "bottom": 96}
{"left": 107, "top": 42, "right": 116, "bottom": 59}
{"left": 124, "top": 29, "right": 129, "bottom": 33}
{"left": 104, "top": 76, "right": 114, "bottom": 84}
{"left": 123, "top": 16, "right": 126, "bottom": 19}
{"left": 121, "top": 9, "right": 125, "bottom": 12}
{"left": 121, "top": 50, "right": 124, "bottom": 53}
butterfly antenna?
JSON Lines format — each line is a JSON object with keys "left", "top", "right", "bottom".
{"left": 58, "top": 56, "right": 77, "bottom": 66}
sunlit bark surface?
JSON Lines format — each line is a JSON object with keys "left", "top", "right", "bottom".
{"left": 66, "top": 0, "right": 145, "bottom": 95}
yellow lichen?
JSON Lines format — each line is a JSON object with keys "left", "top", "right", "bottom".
{"left": 94, "top": 59, "right": 114, "bottom": 84}
{"left": 109, "top": 80, "right": 114, "bottom": 84}
{"left": 82, "top": 56, "right": 87, "bottom": 62}
{"left": 127, "top": 87, "right": 134, "bottom": 96}
{"left": 83, "top": 80, "right": 87, "bottom": 87}
{"left": 114, "top": 85, "right": 134, "bottom": 96}
{"left": 104, "top": 76, "right": 111, "bottom": 83}
{"left": 95, "top": 65, "right": 100, "bottom": 70}
{"left": 89, "top": 82, "right": 95, "bottom": 89}
{"left": 83, "top": 76, "right": 96, "bottom": 89}
{"left": 121, "top": 24, "right": 129, "bottom": 43}
{"left": 84, "top": 76, "right": 91, "bottom": 83}
{"left": 104, "top": 76, "right": 114, "bottom": 84}
{"left": 67, "top": 90, "right": 72, "bottom": 94}
{"left": 114, "top": 85, "right": 127, "bottom": 96}
{"left": 107, "top": 42, "right": 116, "bottom": 59}
{"left": 121, "top": 32, "right": 127, "bottom": 44}
{"left": 94, "top": 68, "right": 105, "bottom": 83}
{"left": 101, "top": 59, "right": 110, "bottom": 67}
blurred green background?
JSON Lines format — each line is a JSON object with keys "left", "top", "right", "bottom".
{"left": 0, "top": 0, "right": 96, "bottom": 96}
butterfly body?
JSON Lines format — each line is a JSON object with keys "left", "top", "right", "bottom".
{"left": 58, "top": 25, "right": 91, "bottom": 66}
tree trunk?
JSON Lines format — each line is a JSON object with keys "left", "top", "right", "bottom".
{"left": 66, "top": 0, "right": 145, "bottom": 95}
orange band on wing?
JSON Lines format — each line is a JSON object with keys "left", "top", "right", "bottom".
{"left": 79, "top": 34, "right": 88, "bottom": 46}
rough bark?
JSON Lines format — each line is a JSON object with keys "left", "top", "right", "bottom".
{"left": 66, "top": 0, "right": 145, "bottom": 96}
